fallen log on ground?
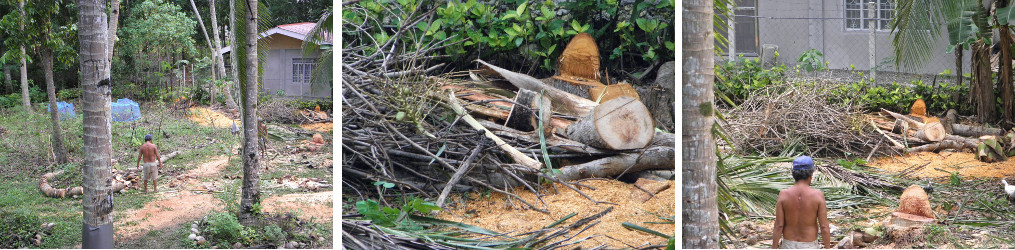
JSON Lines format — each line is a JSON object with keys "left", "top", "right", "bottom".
{"left": 448, "top": 91, "right": 543, "bottom": 170}
{"left": 40, "top": 151, "right": 181, "bottom": 198}
{"left": 555, "top": 132, "right": 674, "bottom": 181}
{"left": 951, "top": 123, "right": 1004, "bottom": 137}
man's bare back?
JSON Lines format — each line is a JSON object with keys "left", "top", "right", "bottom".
{"left": 773, "top": 156, "right": 830, "bottom": 249}
{"left": 139, "top": 142, "right": 159, "bottom": 163}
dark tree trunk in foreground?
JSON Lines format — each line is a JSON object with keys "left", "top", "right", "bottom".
{"left": 79, "top": 0, "right": 115, "bottom": 248}
{"left": 682, "top": 0, "right": 719, "bottom": 248}
{"left": 236, "top": 0, "right": 261, "bottom": 225}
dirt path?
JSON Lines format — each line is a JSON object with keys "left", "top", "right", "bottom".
{"left": 262, "top": 191, "right": 333, "bottom": 222}
{"left": 115, "top": 157, "right": 230, "bottom": 239}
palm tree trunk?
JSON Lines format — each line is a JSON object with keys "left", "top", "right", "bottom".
{"left": 18, "top": 0, "right": 30, "bottom": 111}
{"left": 79, "top": 0, "right": 114, "bottom": 248}
{"left": 682, "top": 0, "right": 719, "bottom": 248}
{"left": 237, "top": 0, "right": 261, "bottom": 225}
{"left": 42, "top": 37, "right": 68, "bottom": 164}
{"left": 1001, "top": 25, "right": 1014, "bottom": 125}
{"left": 229, "top": 0, "right": 240, "bottom": 113}
{"left": 4, "top": 66, "right": 12, "bottom": 94}
{"left": 107, "top": 0, "right": 120, "bottom": 77}
{"left": 973, "top": 40, "right": 997, "bottom": 123}
{"left": 956, "top": 48, "right": 964, "bottom": 93}
{"left": 209, "top": 0, "right": 238, "bottom": 111}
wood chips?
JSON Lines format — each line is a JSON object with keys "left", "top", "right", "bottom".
{"left": 869, "top": 151, "right": 1015, "bottom": 178}
{"left": 439, "top": 179, "right": 674, "bottom": 248}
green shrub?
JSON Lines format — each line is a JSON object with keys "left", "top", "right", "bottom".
{"left": 206, "top": 211, "right": 244, "bottom": 243}
{"left": 344, "top": 0, "right": 673, "bottom": 76}
{"left": 57, "top": 88, "right": 81, "bottom": 101}
{"left": 262, "top": 224, "right": 285, "bottom": 244}
{"left": 829, "top": 79, "right": 970, "bottom": 115}
{"left": 294, "top": 99, "right": 332, "bottom": 112}
{"left": 0, "top": 93, "right": 21, "bottom": 109}
{"left": 797, "top": 49, "right": 826, "bottom": 72}
{"left": 0, "top": 210, "right": 43, "bottom": 248}
{"left": 715, "top": 57, "right": 787, "bottom": 105}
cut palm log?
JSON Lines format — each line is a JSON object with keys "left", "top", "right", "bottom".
{"left": 565, "top": 96, "right": 655, "bottom": 150}
{"left": 910, "top": 99, "right": 927, "bottom": 117}
{"left": 951, "top": 123, "right": 1004, "bottom": 137}
{"left": 505, "top": 89, "right": 552, "bottom": 133}
{"left": 589, "top": 83, "right": 640, "bottom": 103}
{"left": 977, "top": 137, "right": 1007, "bottom": 162}
{"left": 475, "top": 59, "right": 597, "bottom": 116}
{"left": 913, "top": 122, "right": 946, "bottom": 142}
{"left": 448, "top": 91, "right": 543, "bottom": 170}
{"left": 908, "top": 139, "right": 978, "bottom": 152}
{"left": 549, "top": 76, "right": 601, "bottom": 99}
{"left": 556, "top": 132, "right": 674, "bottom": 181}
{"left": 40, "top": 151, "right": 180, "bottom": 198}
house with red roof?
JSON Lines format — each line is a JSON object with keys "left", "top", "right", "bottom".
{"left": 219, "top": 22, "right": 331, "bottom": 99}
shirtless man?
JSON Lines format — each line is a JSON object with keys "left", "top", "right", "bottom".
{"left": 135, "top": 134, "right": 162, "bottom": 193}
{"left": 772, "top": 156, "right": 830, "bottom": 249}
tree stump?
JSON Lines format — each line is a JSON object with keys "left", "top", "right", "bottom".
{"left": 565, "top": 96, "right": 654, "bottom": 150}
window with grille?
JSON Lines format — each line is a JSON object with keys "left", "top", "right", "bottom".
{"left": 714, "top": 0, "right": 758, "bottom": 56}
{"left": 292, "top": 58, "right": 316, "bottom": 84}
{"left": 845, "top": 0, "right": 894, "bottom": 31}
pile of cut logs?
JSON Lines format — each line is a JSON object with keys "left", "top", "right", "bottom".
{"left": 438, "top": 33, "right": 674, "bottom": 181}
{"left": 870, "top": 99, "right": 1013, "bottom": 162}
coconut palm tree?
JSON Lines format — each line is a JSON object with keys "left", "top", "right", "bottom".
{"left": 683, "top": 0, "right": 718, "bottom": 248}
{"left": 79, "top": 0, "right": 114, "bottom": 247}
{"left": 891, "top": 0, "right": 999, "bottom": 123}
{"left": 234, "top": 0, "right": 262, "bottom": 225}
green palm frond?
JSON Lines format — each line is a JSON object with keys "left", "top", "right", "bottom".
{"left": 303, "top": 10, "right": 332, "bottom": 95}
{"left": 890, "top": 0, "right": 945, "bottom": 72}
{"left": 943, "top": 0, "right": 982, "bottom": 51}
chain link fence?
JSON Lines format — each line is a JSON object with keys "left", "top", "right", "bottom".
{"left": 717, "top": 1, "right": 970, "bottom": 87}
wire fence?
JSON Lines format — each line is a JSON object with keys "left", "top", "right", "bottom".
{"left": 717, "top": 1, "right": 967, "bottom": 87}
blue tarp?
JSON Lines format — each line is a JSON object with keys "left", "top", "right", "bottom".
{"left": 111, "top": 98, "right": 141, "bottom": 122}
{"left": 46, "top": 101, "right": 76, "bottom": 120}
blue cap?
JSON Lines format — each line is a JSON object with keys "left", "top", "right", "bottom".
{"left": 793, "top": 156, "right": 813, "bottom": 170}
{"left": 145, "top": 134, "right": 152, "bottom": 141}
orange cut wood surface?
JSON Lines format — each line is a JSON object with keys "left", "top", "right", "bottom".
{"left": 557, "top": 33, "right": 600, "bottom": 81}
{"left": 910, "top": 99, "right": 926, "bottom": 116}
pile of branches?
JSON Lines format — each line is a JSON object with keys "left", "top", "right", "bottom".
{"left": 722, "top": 82, "right": 897, "bottom": 158}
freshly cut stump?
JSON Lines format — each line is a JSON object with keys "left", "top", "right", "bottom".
{"left": 910, "top": 99, "right": 927, "bottom": 117}
{"left": 505, "top": 89, "right": 552, "bottom": 132}
{"left": 557, "top": 33, "right": 600, "bottom": 81}
{"left": 590, "top": 83, "right": 640, "bottom": 103}
{"left": 566, "top": 96, "right": 654, "bottom": 150}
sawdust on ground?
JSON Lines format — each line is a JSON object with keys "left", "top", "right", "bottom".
{"left": 440, "top": 179, "right": 674, "bottom": 248}
{"left": 869, "top": 151, "right": 1015, "bottom": 178}
{"left": 187, "top": 107, "right": 238, "bottom": 128}
{"left": 299, "top": 122, "right": 332, "bottom": 132}
{"left": 262, "top": 191, "right": 333, "bottom": 222}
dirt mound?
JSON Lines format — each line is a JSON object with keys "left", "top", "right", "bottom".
{"left": 870, "top": 151, "right": 1015, "bottom": 178}
{"left": 262, "top": 191, "right": 332, "bottom": 222}
{"left": 440, "top": 179, "right": 674, "bottom": 248}
{"left": 187, "top": 107, "right": 238, "bottom": 128}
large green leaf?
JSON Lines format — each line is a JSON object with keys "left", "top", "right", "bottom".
{"left": 944, "top": 0, "right": 980, "bottom": 47}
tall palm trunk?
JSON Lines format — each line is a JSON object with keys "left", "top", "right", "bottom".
{"left": 210, "top": 0, "right": 238, "bottom": 111}
{"left": 972, "top": 40, "right": 997, "bottom": 123}
{"left": 236, "top": 0, "right": 261, "bottom": 225}
{"left": 1001, "top": 25, "right": 1014, "bottom": 125}
{"left": 79, "top": 0, "right": 114, "bottom": 248}
{"left": 4, "top": 66, "right": 12, "bottom": 94}
{"left": 42, "top": 29, "right": 68, "bottom": 164}
{"left": 106, "top": 0, "right": 120, "bottom": 80}
{"left": 956, "top": 48, "right": 964, "bottom": 92}
{"left": 18, "top": 0, "right": 30, "bottom": 110}
{"left": 682, "top": 0, "right": 719, "bottom": 248}
{"left": 188, "top": 0, "right": 220, "bottom": 105}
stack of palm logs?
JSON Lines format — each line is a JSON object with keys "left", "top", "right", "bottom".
{"left": 440, "top": 33, "right": 674, "bottom": 181}
{"left": 870, "top": 99, "right": 1013, "bottom": 162}
{"left": 39, "top": 151, "right": 180, "bottom": 198}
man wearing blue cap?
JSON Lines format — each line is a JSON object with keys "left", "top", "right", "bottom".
{"left": 772, "top": 156, "right": 830, "bottom": 249}
{"left": 135, "top": 134, "right": 162, "bottom": 193}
